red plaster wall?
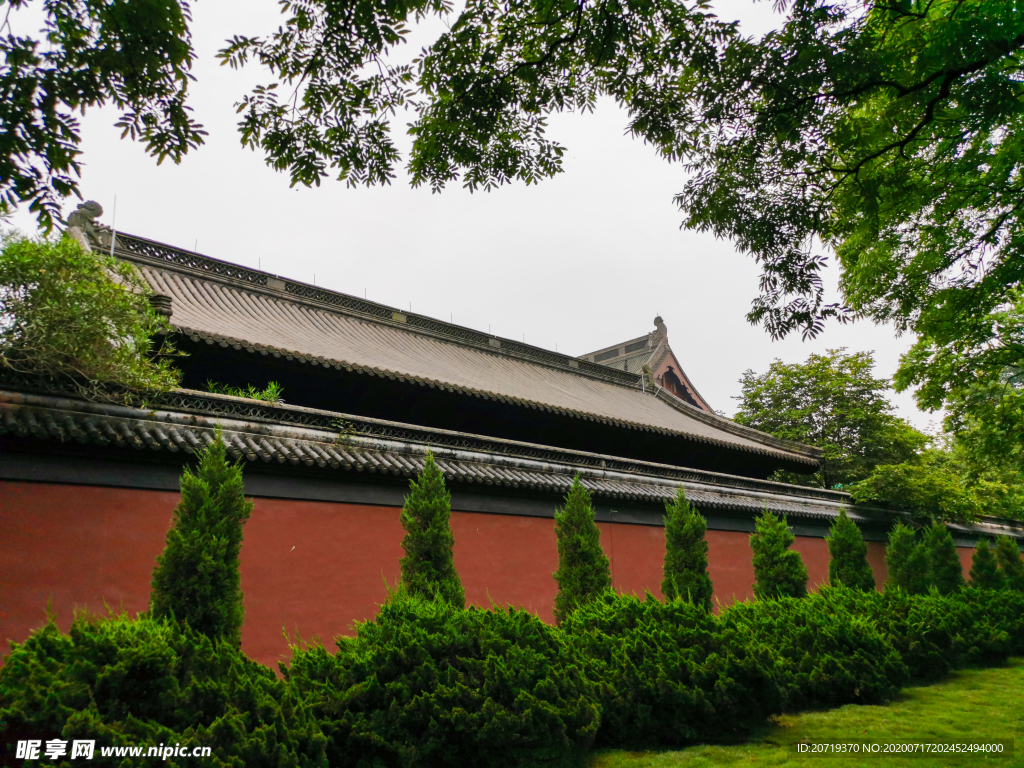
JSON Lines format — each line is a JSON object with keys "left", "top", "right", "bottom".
{"left": 239, "top": 499, "right": 404, "bottom": 665}
{"left": 706, "top": 530, "right": 754, "bottom": 606}
{"left": 792, "top": 536, "right": 831, "bottom": 592}
{"left": 866, "top": 540, "right": 889, "bottom": 589}
{"left": 0, "top": 481, "right": 177, "bottom": 658}
{"left": 10, "top": 479, "right": 969, "bottom": 671}
{"left": 957, "top": 545, "right": 975, "bottom": 579}
{"left": 600, "top": 521, "right": 666, "bottom": 599}
{"left": 450, "top": 511, "right": 558, "bottom": 618}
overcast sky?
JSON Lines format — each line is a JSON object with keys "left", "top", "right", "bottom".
{"left": 7, "top": 0, "right": 939, "bottom": 432}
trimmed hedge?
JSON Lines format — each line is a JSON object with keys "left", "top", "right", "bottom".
{"left": 560, "top": 593, "right": 781, "bottom": 748}
{"left": 285, "top": 591, "right": 599, "bottom": 768}
{"left": 814, "top": 586, "right": 1023, "bottom": 682}
{"left": 6, "top": 585, "right": 1024, "bottom": 767}
{"left": 721, "top": 590, "right": 907, "bottom": 711}
{"left": 0, "top": 613, "right": 327, "bottom": 767}
{"left": 558, "top": 586, "right": 1024, "bottom": 751}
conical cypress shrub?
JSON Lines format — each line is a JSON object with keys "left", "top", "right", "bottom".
{"left": 399, "top": 451, "right": 465, "bottom": 608}
{"left": 553, "top": 476, "right": 611, "bottom": 624}
{"left": 923, "top": 522, "right": 965, "bottom": 595}
{"left": 150, "top": 430, "right": 253, "bottom": 647}
{"left": 661, "top": 487, "right": 713, "bottom": 610}
{"left": 750, "top": 510, "right": 808, "bottom": 599}
{"left": 884, "top": 523, "right": 930, "bottom": 595}
{"left": 995, "top": 536, "right": 1024, "bottom": 592}
{"left": 969, "top": 540, "right": 1004, "bottom": 590}
{"left": 825, "top": 508, "right": 875, "bottom": 591}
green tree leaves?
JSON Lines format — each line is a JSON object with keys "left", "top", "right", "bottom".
{"left": 399, "top": 450, "right": 465, "bottom": 608}
{"left": 661, "top": 487, "right": 713, "bottom": 610}
{"left": 149, "top": 431, "right": 253, "bottom": 647}
{"left": 994, "top": 536, "right": 1024, "bottom": 593}
{"left": 734, "top": 349, "right": 926, "bottom": 489}
{"left": 922, "top": 522, "right": 965, "bottom": 596}
{"left": 0, "top": 0, "right": 204, "bottom": 228}
{"left": 553, "top": 476, "right": 610, "bottom": 624}
{"left": 826, "top": 509, "right": 875, "bottom": 592}
{"left": 848, "top": 449, "right": 982, "bottom": 524}
{"left": 884, "top": 522, "right": 965, "bottom": 597}
{"left": 969, "top": 540, "right": 1003, "bottom": 591}
{"left": 750, "top": 510, "right": 808, "bottom": 600}
{"left": 885, "top": 523, "right": 931, "bottom": 596}
{"left": 0, "top": 234, "right": 181, "bottom": 398}
{"left": 677, "top": 1, "right": 1024, "bottom": 341}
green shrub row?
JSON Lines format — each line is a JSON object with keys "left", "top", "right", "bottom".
{"left": 7, "top": 586, "right": 1022, "bottom": 766}
{"left": 0, "top": 614, "right": 327, "bottom": 767}
{"left": 286, "top": 592, "right": 599, "bottom": 768}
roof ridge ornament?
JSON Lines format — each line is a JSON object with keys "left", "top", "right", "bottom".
{"left": 653, "top": 315, "right": 667, "bottom": 340}
{"left": 66, "top": 200, "right": 113, "bottom": 253}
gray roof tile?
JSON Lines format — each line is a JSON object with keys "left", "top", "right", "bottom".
{"left": 114, "top": 236, "right": 819, "bottom": 466}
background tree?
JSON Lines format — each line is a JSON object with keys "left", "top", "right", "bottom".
{"left": 847, "top": 449, "right": 979, "bottom": 524}
{"left": 848, "top": 417, "right": 1024, "bottom": 522}
{"left": 750, "top": 511, "right": 808, "bottom": 600}
{"left": 553, "top": 476, "right": 610, "bottom": 624}
{"left": 995, "top": 536, "right": 1024, "bottom": 593}
{"left": 11, "top": 3, "right": 1024, "bottom": 445}
{"left": 661, "top": 487, "right": 713, "bottom": 610}
{"left": 10, "top": 2, "right": 1021, "bottom": 473}
{"left": 150, "top": 430, "right": 252, "bottom": 647}
{"left": 398, "top": 451, "right": 465, "bottom": 608}
{"left": 825, "top": 509, "right": 875, "bottom": 592}
{"left": 969, "top": 541, "right": 1003, "bottom": 591}
{"left": 1, "top": 0, "right": 204, "bottom": 228}
{"left": 734, "top": 349, "right": 926, "bottom": 489}
{"left": 922, "top": 523, "right": 965, "bottom": 596}
{"left": 884, "top": 523, "right": 930, "bottom": 595}
{"left": 0, "top": 235, "right": 181, "bottom": 398}
{"left": 220, "top": 2, "right": 1023, "bottom": 425}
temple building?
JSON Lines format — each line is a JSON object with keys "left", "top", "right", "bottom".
{"left": 1, "top": 208, "right": 1020, "bottom": 667}
{"left": 579, "top": 316, "right": 712, "bottom": 412}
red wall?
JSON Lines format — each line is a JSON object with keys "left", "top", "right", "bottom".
{"left": 0, "top": 481, "right": 177, "bottom": 659}
{"left": 867, "top": 540, "right": 889, "bottom": 587}
{"left": 0, "top": 480, "right": 987, "bottom": 670}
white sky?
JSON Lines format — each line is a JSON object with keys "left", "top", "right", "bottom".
{"left": 6, "top": 0, "right": 940, "bottom": 432}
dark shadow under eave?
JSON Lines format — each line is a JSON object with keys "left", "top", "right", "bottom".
{"left": 174, "top": 336, "right": 810, "bottom": 480}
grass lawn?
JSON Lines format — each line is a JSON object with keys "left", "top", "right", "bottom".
{"left": 588, "top": 659, "right": 1023, "bottom": 767}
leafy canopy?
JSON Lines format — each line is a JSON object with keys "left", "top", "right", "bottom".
{"left": 0, "top": 0, "right": 204, "bottom": 228}
{"left": 734, "top": 349, "right": 925, "bottom": 489}
{"left": 0, "top": 234, "right": 181, "bottom": 398}
{"left": 847, "top": 446, "right": 974, "bottom": 524}
{"left": 906, "top": 294, "right": 1024, "bottom": 481}
{"left": 847, "top": 437, "right": 1024, "bottom": 523}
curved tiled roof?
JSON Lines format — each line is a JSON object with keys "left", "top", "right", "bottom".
{"left": 6, "top": 389, "right": 1021, "bottom": 545}
{"left": 0, "top": 389, "right": 849, "bottom": 521}
{"left": 112, "top": 233, "right": 821, "bottom": 468}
